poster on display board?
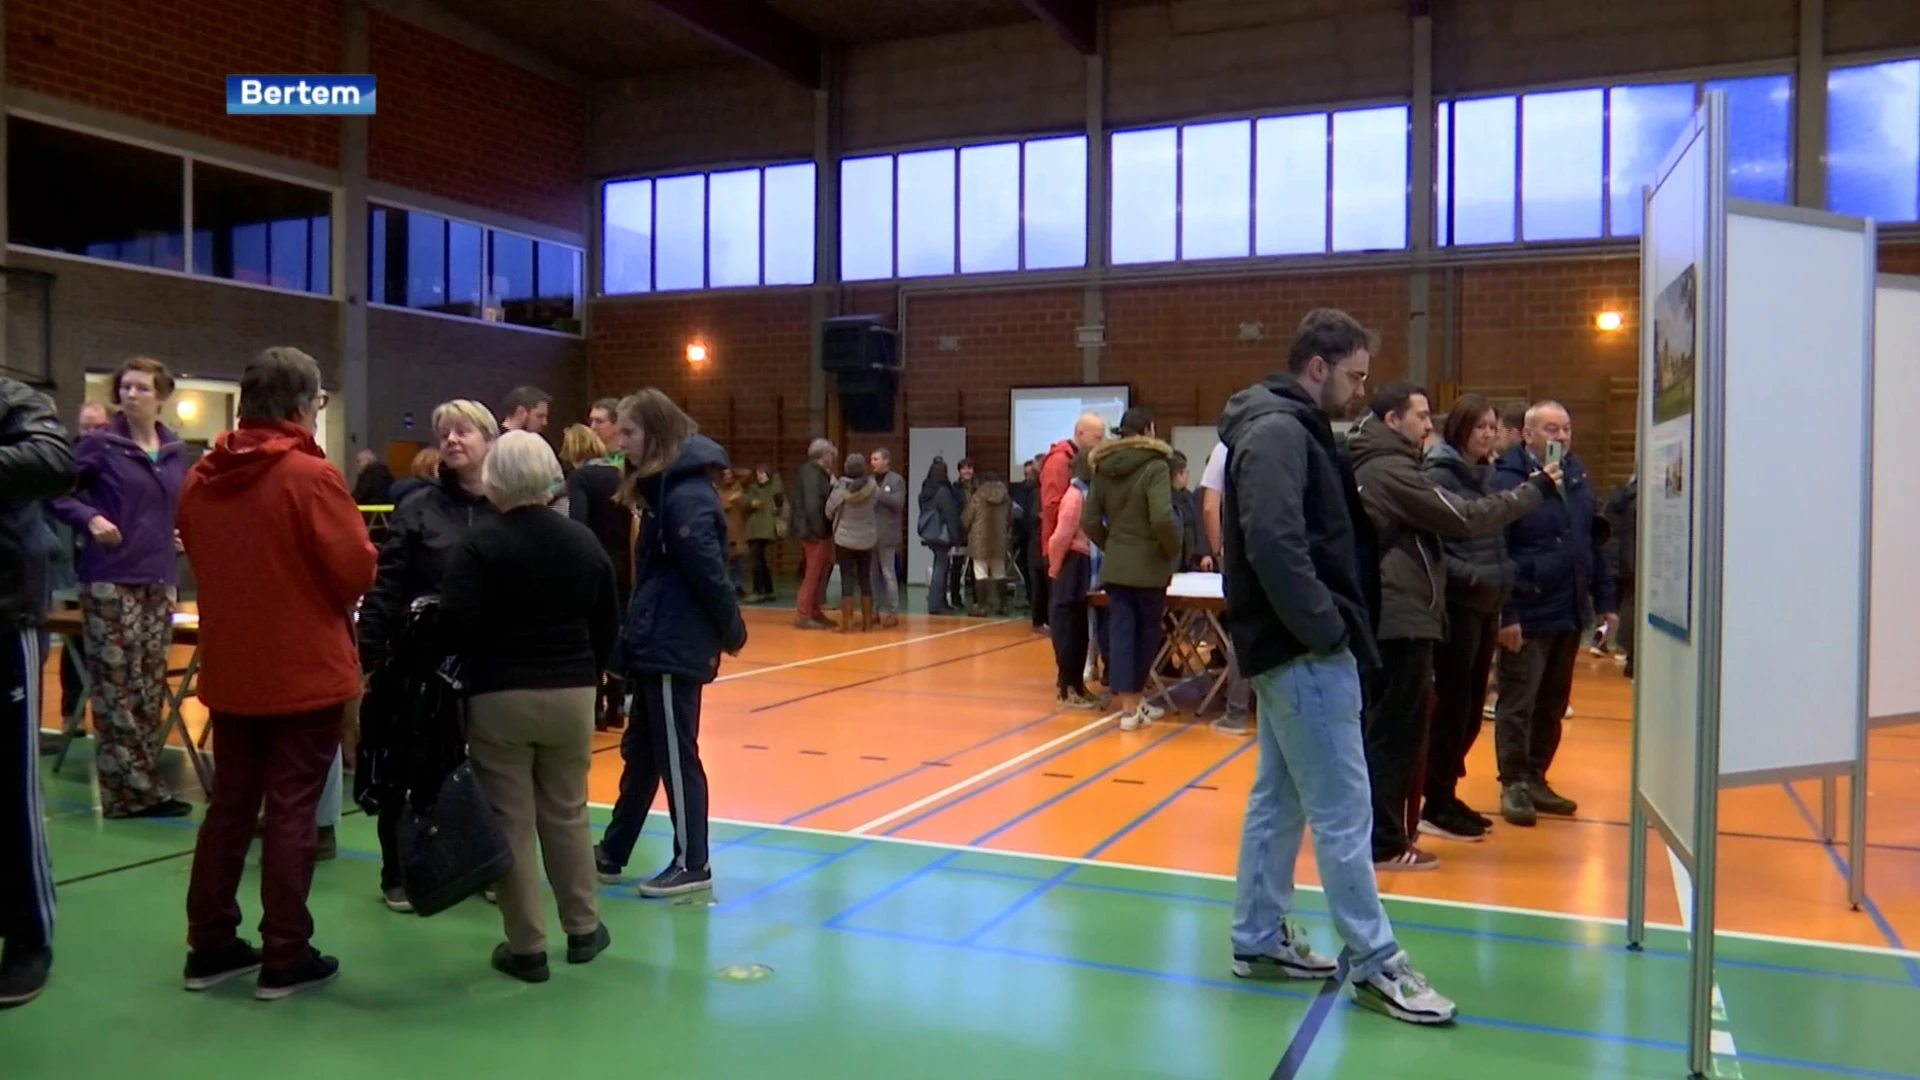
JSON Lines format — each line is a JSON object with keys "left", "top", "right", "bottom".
{"left": 1646, "top": 264, "right": 1698, "bottom": 640}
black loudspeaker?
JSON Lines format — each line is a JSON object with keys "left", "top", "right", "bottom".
{"left": 822, "top": 316, "right": 899, "bottom": 374}
{"left": 835, "top": 368, "right": 897, "bottom": 433}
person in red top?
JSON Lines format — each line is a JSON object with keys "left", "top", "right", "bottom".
{"left": 175, "top": 348, "right": 378, "bottom": 1002}
{"left": 1037, "top": 412, "right": 1107, "bottom": 561}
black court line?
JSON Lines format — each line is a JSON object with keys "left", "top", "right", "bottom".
{"left": 1041, "top": 772, "right": 1073, "bottom": 779}
{"left": 859, "top": 755, "right": 889, "bottom": 762}
{"left": 1271, "top": 974, "right": 1344, "bottom": 1079}
{"left": 1111, "top": 778, "right": 1145, "bottom": 785}
{"left": 799, "top": 749, "right": 828, "bottom": 757}
{"left": 1187, "top": 784, "right": 1219, "bottom": 791}
{"left": 746, "top": 636, "right": 1043, "bottom": 713}
{"left": 56, "top": 848, "right": 196, "bottom": 886}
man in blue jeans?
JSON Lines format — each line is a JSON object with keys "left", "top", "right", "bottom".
{"left": 1216, "top": 309, "right": 1456, "bottom": 1025}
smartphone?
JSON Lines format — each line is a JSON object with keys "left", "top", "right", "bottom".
{"left": 1545, "top": 440, "right": 1565, "bottom": 467}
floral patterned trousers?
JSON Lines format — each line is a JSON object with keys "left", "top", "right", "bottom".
{"left": 81, "top": 583, "right": 176, "bottom": 816}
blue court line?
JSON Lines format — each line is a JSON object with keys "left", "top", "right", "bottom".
{"left": 1083, "top": 738, "right": 1256, "bottom": 859}
{"left": 827, "top": 923, "right": 1918, "bottom": 1080}
{"left": 1271, "top": 973, "right": 1344, "bottom": 1080}
{"left": 956, "top": 866, "right": 1076, "bottom": 946}
{"left": 1781, "top": 782, "right": 1920, "bottom": 987}
{"left": 930, "top": 864, "right": 1920, "bottom": 990}
{"left": 967, "top": 720, "right": 1197, "bottom": 846}
{"left": 820, "top": 850, "right": 961, "bottom": 929}
{"left": 780, "top": 707, "right": 1070, "bottom": 826}
{"left": 716, "top": 840, "right": 874, "bottom": 910}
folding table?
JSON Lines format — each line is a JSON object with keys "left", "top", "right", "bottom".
{"left": 46, "top": 607, "right": 213, "bottom": 795}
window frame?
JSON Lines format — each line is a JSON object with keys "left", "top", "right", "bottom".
{"left": 598, "top": 159, "right": 818, "bottom": 295}
{"left": 1823, "top": 51, "right": 1920, "bottom": 226}
{"left": 367, "top": 194, "right": 585, "bottom": 338}
{"left": 5, "top": 108, "right": 342, "bottom": 302}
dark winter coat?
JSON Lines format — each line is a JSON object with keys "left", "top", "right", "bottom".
{"left": 1171, "top": 487, "right": 1206, "bottom": 570}
{"left": 790, "top": 459, "right": 834, "bottom": 541}
{"left": 353, "top": 461, "right": 395, "bottom": 505}
{"left": 1424, "top": 441, "right": 1522, "bottom": 615}
{"left": 357, "top": 469, "right": 500, "bottom": 674}
{"left": 1348, "top": 416, "right": 1549, "bottom": 641}
{"left": 567, "top": 458, "right": 634, "bottom": 604}
{"left": 1216, "top": 374, "right": 1381, "bottom": 676}
{"left": 49, "top": 414, "right": 188, "bottom": 586}
{"left": 1082, "top": 436, "right": 1180, "bottom": 589}
{"left": 918, "top": 462, "right": 963, "bottom": 548}
{"left": 1492, "top": 442, "right": 1618, "bottom": 632}
{"left": 1604, "top": 476, "right": 1638, "bottom": 585}
{"left": 614, "top": 434, "right": 748, "bottom": 682}
{"left": 0, "top": 378, "right": 74, "bottom": 630}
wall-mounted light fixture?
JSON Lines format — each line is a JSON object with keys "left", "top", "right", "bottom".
{"left": 175, "top": 398, "right": 200, "bottom": 422}
{"left": 1594, "top": 311, "right": 1625, "bottom": 332}
{"left": 686, "top": 341, "right": 709, "bottom": 364}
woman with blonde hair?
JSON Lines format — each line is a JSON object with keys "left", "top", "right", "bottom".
{"left": 441, "top": 431, "right": 617, "bottom": 981}
{"left": 356, "top": 398, "right": 500, "bottom": 912}
{"left": 51, "top": 356, "right": 192, "bottom": 818}
{"left": 594, "top": 389, "right": 746, "bottom": 898}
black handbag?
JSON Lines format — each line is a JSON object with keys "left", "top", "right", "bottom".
{"left": 398, "top": 758, "right": 514, "bottom": 917}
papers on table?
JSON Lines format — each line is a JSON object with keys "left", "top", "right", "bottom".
{"left": 1166, "top": 572, "right": 1224, "bottom": 600}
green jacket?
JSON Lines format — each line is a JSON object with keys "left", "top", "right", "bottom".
{"left": 742, "top": 477, "right": 785, "bottom": 542}
{"left": 1081, "top": 436, "right": 1180, "bottom": 589}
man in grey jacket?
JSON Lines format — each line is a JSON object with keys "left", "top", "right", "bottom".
{"left": 1347, "top": 383, "right": 1555, "bottom": 868}
{"left": 868, "top": 449, "right": 906, "bottom": 628}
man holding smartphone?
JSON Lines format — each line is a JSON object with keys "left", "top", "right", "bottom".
{"left": 1489, "top": 401, "right": 1616, "bottom": 827}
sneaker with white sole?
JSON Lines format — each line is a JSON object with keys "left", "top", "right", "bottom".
{"left": 638, "top": 865, "right": 713, "bottom": 898}
{"left": 1354, "top": 952, "right": 1457, "bottom": 1024}
{"left": 1139, "top": 701, "right": 1167, "bottom": 721}
{"left": 593, "top": 843, "right": 624, "bottom": 885}
{"left": 1118, "top": 707, "right": 1148, "bottom": 732}
{"left": 1056, "top": 688, "right": 1099, "bottom": 710}
{"left": 254, "top": 949, "right": 339, "bottom": 1002}
{"left": 1232, "top": 920, "right": 1338, "bottom": 980}
{"left": 1210, "top": 713, "right": 1254, "bottom": 736}
{"left": 183, "top": 940, "right": 262, "bottom": 991}
{"left": 1374, "top": 846, "right": 1440, "bottom": 872}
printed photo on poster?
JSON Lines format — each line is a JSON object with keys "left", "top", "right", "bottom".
{"left": 1646, "top": 265, "right": 1697, "bottom": 640}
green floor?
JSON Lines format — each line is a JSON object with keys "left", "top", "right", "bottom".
{"left": 9, "top": 766, "right": 1919, "bottom": 1080}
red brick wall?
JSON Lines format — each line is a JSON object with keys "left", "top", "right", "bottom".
{"left": 368, "top": 12, "right": 586, "bottom": 231}
{"left": 5, "top": 0, "right": 342, "bottom": 166}
{"left": 588, "top": 293, "right": 814, "bottom": 474}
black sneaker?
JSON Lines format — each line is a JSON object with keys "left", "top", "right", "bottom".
{"left": 0, "top": 944, "right": 51, "bottom": 1008}
{"left": 1527, "top": 778, "right": 1578, "bottom": 817}
{"left": 593, "top": 844, "right": 624, "bottom": 885}
{"left": 254, "top": 949, "right": 338, "bottom": 1001}
{"left": 566, "top": 924, "right": 611, "bottom": 965}
{"left": 183, "top": 940, "right": 263, "bottom": 991}
{"left": 1418, "top": 803, "right": 1488, "bottom": 843}
{"left": 490, "top": 944, "right": 550, "bottom": 984}
{"left": 1501, "top": 782, "right": 1537, "bottom": 827}
{"left": 1457, "top": 800, "right": 1495, "bottom": 831}
{"left": 638, "top": 865, "right": 713, "bottom": 898}
{"left": 108, "top": 798, "right": 194, "bottom": 820}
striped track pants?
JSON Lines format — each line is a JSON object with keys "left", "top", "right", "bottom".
{"left": 3, "top": 630, "right": 55, "bottom": 950}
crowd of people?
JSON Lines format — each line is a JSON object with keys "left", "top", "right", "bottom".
{"left": 0, "top": 307, "right": 1636, "bottom": 1026}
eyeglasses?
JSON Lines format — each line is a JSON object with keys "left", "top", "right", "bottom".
{"left": 313, "top": 391, "right": 330, "bottom": 411}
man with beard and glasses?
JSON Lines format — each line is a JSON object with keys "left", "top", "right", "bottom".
{"left": 1219, "top": 309, "right": 1456, "bottom": 1026}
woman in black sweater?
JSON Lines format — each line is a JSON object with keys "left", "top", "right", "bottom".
{"left": 441, "top": 431, "right": 619, "bottom": 984}
{"left": 565, "top": 424, "right": 634, "bottom": 730}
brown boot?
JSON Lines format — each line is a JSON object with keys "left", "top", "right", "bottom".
{"left": 837, "top": 597, "right": 856, "bottom": 633}
{"left": 860, "top": 596, "right": 875, "bottom": 632}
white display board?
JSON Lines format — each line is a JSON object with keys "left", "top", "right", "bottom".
{"left": 1633, "top": 115, "right": 1710, "bottom": 858}
{"left": 1009, "top": 385, "right": 1128, "bottom": 476}
{"left": 1872, "top": 278, "right": 1920, "bottom": 727}
{"left": 1717, "top": 205, "right": 1873, "bottom": 779}
{"left": 907, "top": 427, "right": 966, "bottom": 588}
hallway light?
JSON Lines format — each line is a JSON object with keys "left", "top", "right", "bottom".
{"left": 1595, "top": 311, "right": 1625, "bottom": 332}
{"left": 686, "top": 341, "right": 709, "bottom": 364}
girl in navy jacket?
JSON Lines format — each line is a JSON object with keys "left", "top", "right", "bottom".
{"left": 595, "top": 390, "right": 747, "bottom": 898}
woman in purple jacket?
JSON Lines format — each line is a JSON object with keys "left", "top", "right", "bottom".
{"left": 51, "top": 357, "right": 192, "bottom": 818}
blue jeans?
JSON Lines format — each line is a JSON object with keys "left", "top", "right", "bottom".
{"left": 1230, "top": 650, "right": 1399, "bottom": 982}
{"left": 315, "top": 750, "right": 342, "bottom": 827}
{"left": 872, "top": 545, "right": 900, "bottom": 614}
{"left": 927, "top": 545, "right": 953, "bottom": 614}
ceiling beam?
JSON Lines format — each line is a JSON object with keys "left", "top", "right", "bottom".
{"left": 1020, "top": 0, "right": 1097, "bottom": 55}
{"left": 642, "top": 0, "right": 822, "bottom": 88}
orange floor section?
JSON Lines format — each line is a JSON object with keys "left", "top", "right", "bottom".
{"left": 41, "top": 606, "right": 1920, "bottom": 951}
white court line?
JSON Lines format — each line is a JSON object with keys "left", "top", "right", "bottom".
{"left": 590, "top": 804, "right": 1920, "bottom": 961}
{"left": 1670, "top": 848, "right": 1744, "bottom": 1075}
{"left": 714, "top": 619, "right": 1018, "bottom": 683}
{"left": 845, "top": 713, "right": 1120, "bottom": 834}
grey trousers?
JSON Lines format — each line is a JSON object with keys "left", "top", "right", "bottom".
{"left": 1492, "top": 630, "right": 1581, "bottom": 785}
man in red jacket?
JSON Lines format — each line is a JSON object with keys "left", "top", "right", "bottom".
{"left": 175, "top": 348, "right": 377, "bottom": 1002}
{"left": 1037, "top": 412, "right": 1107, "bottom": 566}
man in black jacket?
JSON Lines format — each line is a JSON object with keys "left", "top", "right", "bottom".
{"left": 1220, "top": 310, "right": 1455, "bottom": 1026}
{"left": 0, "top": 378, "right": 74, "bottom": 1008}
{"left": 1348, "top": 384, "right": 1553, "bottom": 867}
{"left": 1603, "top": 474, "right": 1638, "bottom": 678}
{"left": 790, "top": 439, "right": 838, "bottom": 630}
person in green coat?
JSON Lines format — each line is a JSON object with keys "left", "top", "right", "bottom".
{"left": 1082, "top": 406, "right": 1180, "bottom": 730}
{"left": 741, "top": 465, "right": 785, "bottom": 602}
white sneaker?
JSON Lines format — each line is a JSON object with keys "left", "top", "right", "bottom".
{"left": 1232, "top": 920, "right": 1338, "bottom": 980}
{"left": 1139, "top": 701, "right": 1167, "bottom": 721}
{"left": 1482, "top": 698, "right": 1497, "bottom": 719}
{"left": 1354, "top": 952, "right": 1457, "bottom": 1024}
{"left": 1564, "top": 703, "right": 1575, "bottom": 718}
{"left": 1118, "top": 707, "right": 1148, "bottom": 732}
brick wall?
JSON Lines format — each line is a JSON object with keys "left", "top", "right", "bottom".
{"left": 5, "top": 0, "right": 342, "bottom": 167}
{"left": 368, "top": 11, "right": 586, "bottom": 231}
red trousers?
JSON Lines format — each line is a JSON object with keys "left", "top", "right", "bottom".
{"left": 186, "top": 705, "right": 342, "bottom": 968}
{"left": 797, "top": 538, "right": 834, "bottom": 620}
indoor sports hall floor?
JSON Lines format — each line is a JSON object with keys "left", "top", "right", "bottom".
{"left": 16, "top": 605, "right": 1920, "bottom": 1079}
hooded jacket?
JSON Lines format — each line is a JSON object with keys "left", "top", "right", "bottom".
{"left": 613, "top": 434, "right": 748, "bottom": 681}
{"left": 1081, "top": 436, "right": 1180, "bottom": 590}
{"left": 1347, "top": 416, "right": 1549, "bottom": 641}
{"left": 827, "top": 473, "right": 879, "bottom": 551}
{"left": 50, "top": 413, "right": 188, "bottom": 587}
{"left": 1492, "top": 442, "right": 1617, "bottom": 632}
{"left": 1216, "top": 374, "right": 1381, "bottom": 676}
{"left": 1424, "top": 441, "right": 1522, "bottom": 614}
{"left": 0, "top": 379, "right": 74, "bottom": 631}
{"left": 961, "top": 479, "right": 1012, "bottom": 562}
{"left": 177, "top": 420, "right": 377, "bottom": 715}
{"left": 918, "top": 460, "right": 963, "bottom": 547}
{"left": 357, "top": 467, "right": 499, "bottom": 674}
{"left": 1037, "top": 437, "right": 1077, "bottom": 553}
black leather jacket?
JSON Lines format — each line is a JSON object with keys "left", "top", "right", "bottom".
{"left": 0, "top": 379, "right": 75, "bottom": 630}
